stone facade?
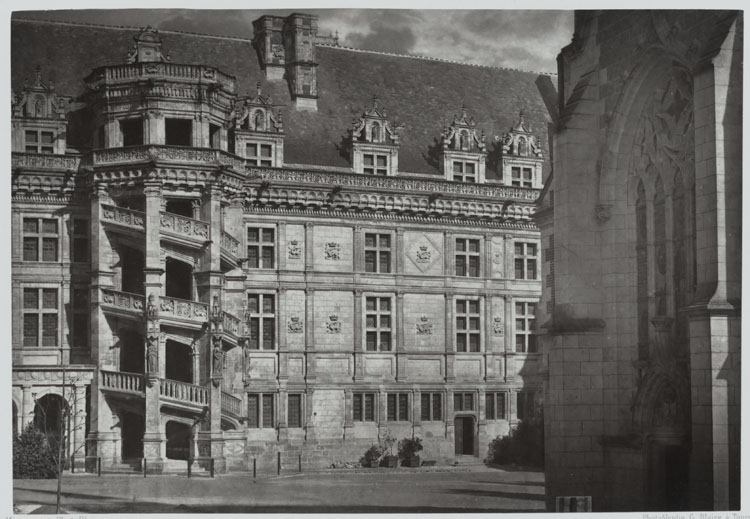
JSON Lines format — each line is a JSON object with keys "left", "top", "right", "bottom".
{"left": 537, "top": 10, "right": 742, "bottom": 512}
{"left": 11, "top": 15, "right": 550, "bottom": 472}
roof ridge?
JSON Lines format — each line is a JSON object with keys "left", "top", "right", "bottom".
{"left": 318, "top": 43, "right": 557, "bottom": 76}
{"left": 11, "top": 17, "right": 254, "bottom": 42}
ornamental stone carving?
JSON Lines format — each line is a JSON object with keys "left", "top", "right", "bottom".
{"left": 288, "top": 240, "right": 303, "bottom": 259}
{"left": 406, "top": 234, "right": 441, "bottom": 273}
{"left": 324, "top": 242, "right": 341, "bottom": 260}
{"left": 492, "top": 316, "right": 504, "bottom": 336}
{"left": 326, "top": 314, "right": 342, "bottom": 334}
{"left": 287, "top": 316, "right": 304, "bottom": 333}
{"left": 416, "top": 315, "right": 433, "bottom": 335}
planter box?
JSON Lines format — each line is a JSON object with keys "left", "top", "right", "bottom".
{"left": 382, "top": 455, "right": 398, "bottom": 468}
{"left": 369, "top": 460, "right": 380, "bottom": 468}
{"left": 404, "top": 456, "right": 421, "bottom": 467}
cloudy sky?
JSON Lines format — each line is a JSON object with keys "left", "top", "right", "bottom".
{"left": 12, "top": 8, "right": 572, "bottom": 72}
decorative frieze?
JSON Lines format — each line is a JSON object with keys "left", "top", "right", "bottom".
{"left": 101, "top": 289, "right": 145, "bottom": 312}
{"left": 101, "top": 204, "right": 146, "bottom": 230}
{"left": 160, "top": 212, "right": 210, "bottom": 240}
{"left": 91, "top": 145, "right": 244, "bottom": 170}
{"left": 159, "top": 296, "right": 209, "bottom": 321}
{"left": 324, "top": 242, "right": 341, "bottom": 260}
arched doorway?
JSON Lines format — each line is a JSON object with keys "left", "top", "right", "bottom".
{"left": 34, "top": 394, "right": 68, "bottom": 456}
{"left": 454, "top": 415, "right": 476, "bottom": 456}
{"left": 121, "top": 412, "right": 144, "bottom": 459}
{"left": 165, "top": 421, "right": 191, "bottom": 460}
{"left": 165, "top": 258, "right": 193, "bottom": 300}
{"left": 165, "top": 340, "right": 192, "bottom": 383}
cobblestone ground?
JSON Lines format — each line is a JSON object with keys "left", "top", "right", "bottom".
{"left": 13, "top": 467, "right": 545, "bottom": 513}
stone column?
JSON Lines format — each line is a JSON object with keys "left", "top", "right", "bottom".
{"left": 477, "top": 388, "right": 486, "bottom": 457}
{"left": 278, "top": 222, "right": 288, "bottom": 271}
{"left": 343, "top": 389, "right": 354, "bottom": 440}
{"left": 504, "top": 295, "right": 514, "bottom": 381}
{"left": 305, "top": 289, "right": 316, "bottom": 383}
{"left": 395, "top": 227, "right": 405, "bottom": 274}
{"left": 484, "top": 292, "right": 496, "bottom": 380}
{"left": 446, "top": 388, "right": 455, "bottom": 443}
{"left": 193, "top": 114, "right": 210, "bottom": 148}
{"left": 278, "top": 288, "right": 288, "bottom": 380}
{"left": 353, "top": 226, "right": 363, "bottom": 273}
{"left": 145, "top": 111, "right": 165, "bottom": 145}
{"left": 21, "top": 384, "right": 33, "bottom": 430}
{"left": 304, "top": 223, "right": 314, "bottom": 272}
{"left": 277, "top": 389, "right": 288, "bottom": 441}
{"left": 305, "top": 388, "right": 315, "bottom": 442}
{"left": 395, "top": 291, "right": 406, "bottom": 381}
{"left": 353, "top": 289, "right": 364, "bottom": 381}
{"left": 508, "top": 389, "right": 518, "bottom": 426}
{"left": 71, "top": 383, "right": 87, "bottom": 470}
{"left": 444, "top": 232, "right": 455, "bottom": 277}
{"left": 484, "top": 233, "right": 493, "bottom": 279}
{"left": 445, "top": 293, "right": 455, "bottom": 382}
{"left": 412, "top": 388, "right": 422, "bottom": 437}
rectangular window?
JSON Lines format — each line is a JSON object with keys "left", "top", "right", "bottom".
{"left": 452, "top": 161, "right": 477, "bottom": 183}
{"left": 247, "top": 394, "right": 259, "bottom": 428}
{"left": 486, "top": 392, "right": 507, "bottom": 420}
{"left": 511, "top": 166, "right": 533, "bottom": 187}
{"left": 514, "top": 242, "right": 537, "bottom": 280}
{"left": 247, "top": 227, "right": 275, "bottom": 269}
{"left": 365, "top": 296, "right": 392, "bottom": 351}
{"left": 23, "top": 287, "right": 58, "bottom": 347}
{"left": 455, "top": 238, "right": 481, "bottom": 277}
{"left": 120, "top": 119, "right": 143, "bottom": 147}
{"left": 353, "top": 393, "right": 376, "bottom": 422}
{"left": 165, "top": 118, "right": 193, "bottom": 147}
{"left": 288, "top": 394, "right": 302, "bottom": 428}
{"left": 23, "top": 217, "right": 58, "bottom": 262}
{"left": 72, "top": 219, "right": 89, "bottom": 263}
{"left": 364, "top": 233, "right": 391, "bottom": 273}
{"left": 516, "top": 392, "right": 536, "bottom": 421}
{"left": 515, "top": 302, "right": 537, "bottom": 353}
{"left": 246, "top": 293, "right": 275, "bottom": 350}
{"left": 246, "top": 142, "right": 273, "bottom": 167}
{"left": 363, "top": 153, "right": 388, "bottom": 175}
{"left": 456, "top": 299, "right": 481, "bottom": 352}
{"left": 420, "top": 393, "right": 442, "bottom": 421}
{"left": 24, "top": 130, "right": 55, "bottom": 154}
{"left": 262, "top": 394, "right": 274, "bottom": 428}
{"left": 453, "top": 392, "right": 475, "bottom": 412}
{"left": 71, "top": 287, "right": 89, "bottom": 349}
{"left": 387, "top": 393, "right": 409, "bottom": 421}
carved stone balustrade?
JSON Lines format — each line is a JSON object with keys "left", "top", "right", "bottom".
{"left": 159, "top": 295, "right": 209, "bottom": 326}
{"left": 100, "top": 289, "right": 145, "bottom": 319}
{"left": 222, "top": 311, "right": 242, "bottom": 339}
{"left": 221, "top": 391, "right": 242, "bottom": 418}
{"left": 101, "top": 204, "right": 146, "bottom": 232}
{"left": 12, "top": 152, "right": 81, "bottom": 171}
{"left": 159, "top": 211, "right": 210, "bottom": 246}
{"left": 220, "top": 229, "right": 240, "bottom": 259}
{"left": 87, "top": 62, "right": 236, "bottom": 92}
{"left": 90, "top": 145, "right": 245, "bottom": 170}
{"left": 160, "top": 378, "right": 210, "bottom": 407}
{"left": 100, "top": 369, "right": 144, "bottom": 395}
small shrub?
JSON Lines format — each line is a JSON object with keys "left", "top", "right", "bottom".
{"left": 13, "top": 423, "right": 57, "bottom": 479}
{"left": 486, "top": 419, "right": 544, "bottom": 468}
{"left": 379, "top": 429, "right": 397, "bottom": 457}
{"left": 359, "top": 444, "right": 383, "bottom": 467}
{"left": 397, "top": 437, "right": 423, "bottom": 461}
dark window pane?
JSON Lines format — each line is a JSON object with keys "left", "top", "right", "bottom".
{"left": 516, "top": 303, "right": 524, "bottom": 315}
{"left": 366, "top": 315, "right": 376, "bottom": 328}
{"left": 42, "top": 219, "right": 57, "bottom": 234}
{"left": 421, "top": 394, "right": 430, "bottom": 421}
{"left": 516, "top": 335, "right": 525, "bottom": 353}
{"left": 42, "top": 289, "right": 56, "bottom": 309}
{"left": 456, "top": 239, "right": 466, "bottom": 252}
{"left": 262, "top": 319, "right": 275, "bottom": 349}
{"left": 23, "top": 289, "right": 38, "bottom": 309}
{"left": 366, "top": 332, "right": 377, "bottom": 351}
{"left": 260, "top": 144, "right": 272, "bottom": 158}
{"left": 456, "top": 317, "right": 466, "bottom": 330}
{"left": 247, "top": 228, "right": 259, "bottom": 242}
{"left": 247, "top": 294, "right": 259, "bottom": 313}
{"left": 247, "top": 395, "right": 259, "bottom": 427}
{"left": 466, "top": 163, "right": 475, "bottom": 174}
{"left": 23, "top": 314, "right": 38, "bottom": 347}
{"left": 468, "top": 301, "right": 479, "bottom": 314}
{"left": 457, "top": 334, "right": 466, "bottom": 352}
{"left": 469, "top": 317, "right": 480, "bottom": 330}
{"left": 42, "top": 238, "right": 57, "bottom": 261}
{"left": 387, "top": 394, "right": 396, "bottom": 421}
{"left": 468, "top": 240, "right": 479, "bottom": 253}
{"left": 363, "top": 155, "right": 374, "bottom": 166}
{"left": 380, "top": 298, "right": 390, "bottom": 312}
{"left": 288, "top": 394, "right": 301, "bottom": 428}
{"left": 365, "top": 298, "right": 376, "bottom": 312}
{"left": 516, "top": 319, "right": 525, "bottom": 331}
{"left": 528, "top": 335, "right": 537, "bottom": 353}
{"left": 515, "top": 258, "right": 525, "bottom": 279}
{"left": 262, "top": 295, "right": 275, "bottom": 314}
{"left": 453, "top": 162, "right": 463, "bottom": 173}
{"left": 247, "top": 246, "right": 259, "bottom": 268}
{"left": 262, "top": 229, "right": 275, "bottom": 243}
{"left": 365, "top": 234, "right": 376, "bottom": 248}
{"left": 42, "top": 314, "right": 57, "bottom": 346}
{"left": 398, "top": 394, "right": 408, "bottom": 421}
{"left": 25, "top": 131, "right": 37, "bottom": 143}
{"left": 454, "top": 393, "right": 462, "bottom": 412}
{"left": 248, "top": 318, "right": 260, "bottom": 349}
{"left": 365, "top": 251, "right": 376, "bottom": 272}
{"left": 379, "top": 252, "right": 391, "bottom": 273}
{"left": 464, "top": 394, "right": 473, "bottom": 410}
{"left": 262, "top": 247, "right": 274, "bottom": 268}
{"left": 514, "top": 243, "right": 523, "bottom": 255}
{"left": 379, "top": 235, "right": 390, "bottom": 249}
{"left": 469, "top": 256, "right": 479, "bottom": 277}
{"left": 353, "top": 394, "right": 362, "bottom": 421}
{"left": 380, "top": 332, "right": 391, "bottom": 351}
{"left": 527, "top": 260, "right": 537, "bottom": 279}
{"left": 23, "top": 238, "right": 38, "bottom": 261}
{"left": 433, "top": 394, "right": 442, "bottom": 421}
{"left": 528, "top": 244, "right": 537, "bottom": 256}
{"left": 380, "top": 316, "right": 390, "bottom": 328}
{"left": 498, "top": 394, "right": 506, "bottom": 419}
{"left": 376, "top": 155, "right": 387, "bottom": 167}
{"left": 262, "top": 394, "right": 274, "bottom": 428}
{"left": 455, "top": 256, "right": 466, "bottom": 276}
{"left": 486, "top": 394, "right": 495, "bottom": 419}
{"left": 23, "top": 218, "right": 38, "bottom": 233}
{"left": 469, "top": 334, "right": 480, "bottom": 352}
{"left": 365, "top": 394, "right": 375, "bottom": 421}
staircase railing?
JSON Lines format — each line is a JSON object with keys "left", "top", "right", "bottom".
{"left": 159, "top": 211, "right": 210, "bottom": 241}
{"left": 222, "top": 311, "right": 242, "bottom": 337}
{"left": 101, "top": 204, "right": 146, "bottom": 231}
{"left": 220, "top": 230, "right": 240, "bottom": 258}
{"left": 100, "top": 289, "right": 145, "bottom": 313}
{"left": 100, "top": 370, "right": 144, "bottom": 394}
{"left": 159, "top": 295, "right": 209, "bottom": 322}
{"left": 160, "top": 378, "right": 209, "bottom": 407}
{"left": 221, "top": 391, "right": 242, "bottom": 417}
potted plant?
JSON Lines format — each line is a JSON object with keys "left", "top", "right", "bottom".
{"left": 398, "top": 437, "right": 423, "bottom": 467}
{"left": 360, "top": 444, "right": 383, "bottom": 468}
{"left": 380, "top": 429, "right": 398, "bottom": 468}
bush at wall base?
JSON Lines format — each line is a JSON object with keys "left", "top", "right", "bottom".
{"left": 485, "top": 418, "right": 544, "bottom": 468}
{"left": 13, "top": 424, "right": 58, "bottom": 479}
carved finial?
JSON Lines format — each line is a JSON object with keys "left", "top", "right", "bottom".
{"left": 461, "top": 103, "right": 467, "bottom": 118}
{"left": 519, "top": 109, "right": 525, "bottom": 126}
{"left": 256, "top": 82, "right": 262, "bottom": 96}
{"left": 34, "top": 65, "right": 42, "bottom": 85}
{"left": 372, "top": 95, "right": 379, "bottom": 108}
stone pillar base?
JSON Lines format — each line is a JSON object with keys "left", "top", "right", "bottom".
{"left": 144, "top": 458, "right": 164, "bottom": 475}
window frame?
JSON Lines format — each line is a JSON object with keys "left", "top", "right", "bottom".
{"left": 511, "top": 166, "right": 534, "bottom": 187}
{"left": 365, "top": 295, "right": 393, "bottom": 352}
{"left": 353, "top": 392, "right": 377, "bottom": 422}
{"left": 485, "top": 392, "right": 508, "bottom": 420}
{"left": 22, "top": 285, "right": 59, "bottom": 348}
{"left": 452, "top": 160, "right": 477, "bottom": 183}
{"left": 247, "top": 392, "right": 276, "bottom": 429}
{"left": 514, "top": 301, "right": 537, "bottom": 353}
{"left": 23, "top": 216, "right": 59, "bottom": 263}
{"left": 24, "top": 129, "right": 55, "bottom": 154}
{"left": 455, "top": 298, "right": 482, "bottom": 352}
{"left": 362, "top": 153, "right": 388, "bottom": 175}
{"left": 514, "top": 241, "right": 538, "bottom": 280}
{"left": 453, "top": 392, "right": 476, "bottom": 412}
{"left": 420, "top": 392, "right": 443, "bottom": 422}
{"left": 246, "top": 292, "right": 276, "bottom": 350}
{"left": 246, "top": 225, "right": 276, "bottom": 269}
{"left": 287, "top": 393, "right": 304, "bottom": 429}
{"left": 364, "top": 232, "right": 392, "bottom": 273}
{"left": 386, "top": 392, "right": 410, "bottom": 422}
{"left": 246, "top": 142, "right": 274, "bottom": 167}
{"left": 455, "top": 237, "right": 481, "bottom": 278}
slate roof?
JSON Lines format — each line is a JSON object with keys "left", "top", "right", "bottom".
{"left": 11, "top": 18, "right": 555, "bottom": 179}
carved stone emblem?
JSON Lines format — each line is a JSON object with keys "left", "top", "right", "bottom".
{"left": 416, "top": 315, "right": 433, "bottom": 335}
{"left": 324, "top": 242, "right": 341, "bottom": 260}
{"left": 288, "top": 240, "right": 302, "bottom": 260}
{"left": 406, "top": 235, "right": 441, "bottom": 273}
{"left": 288, "top": 316, "right": 304, "bottom": 334}
{"left": 326, "top": 314, "right": 342, "bottom": 334}
{"left": 492, "top": 316, "right": 504, "bottom": 336}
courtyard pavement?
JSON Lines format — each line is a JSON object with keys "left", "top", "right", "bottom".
{"left": 13, "top": 465, "right": 545, "bottom": 513}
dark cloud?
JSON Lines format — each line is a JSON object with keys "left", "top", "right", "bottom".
{"left": 157, "top": 11, "right": 255, "bottom": 38}
{"left": 462, "top": 10, "right": 568, "bottom": 39}
{"left": 343, "top": 10, "right": 421, "bottom": 55}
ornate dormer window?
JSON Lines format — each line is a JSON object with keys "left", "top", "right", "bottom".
{"left": 500, "top": 111, "right": 544, "bottom": 188}
{"left": 234, "top": 83, "right": 285, "bottom": 167}
{"left": 11, "top": 66, "right": 70, "bottom": 155}
{"left": 440, "top": 104, "right": 486, "bottom": 183}
{"left": 125, "top": 26, "right": 171, "bottom": 63}
{"left": 350, "top": 96, "right": 400, "bottom": 176}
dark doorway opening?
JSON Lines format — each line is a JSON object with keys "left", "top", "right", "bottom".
{"left": 649, "top": 442, "right": 690, "bottom": 511}
{"left": 165, "top": 199, "right": 194, "bottom": 218}
{"left": 121, "top": 412, "right": 144, "bottom": 459}
{"left": 120, "top": 246, "right": 145, "bottom": 294}
{"left": 165, "top": 257, "right": 192, "bottom": 300}
{"left": 454, "top": 416, "right": 475, "bottom": 456}
{"left": 119, "top": 328, "right": 144, "bottom": 374}
{"left": 165, "top": 119, "right": 192, "bottom": 147}
{"left": 34, "top": 394, "right": 68, "bottom": 456}
{"left": 165, "top": 421, "right": 191, "bottom": 460}
{"left": 165, "top": 340, "right": 193, "bottom": 383}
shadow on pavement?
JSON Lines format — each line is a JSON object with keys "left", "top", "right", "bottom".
{"left": 439, "top": 487, "right": 545, "bottom": 502}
